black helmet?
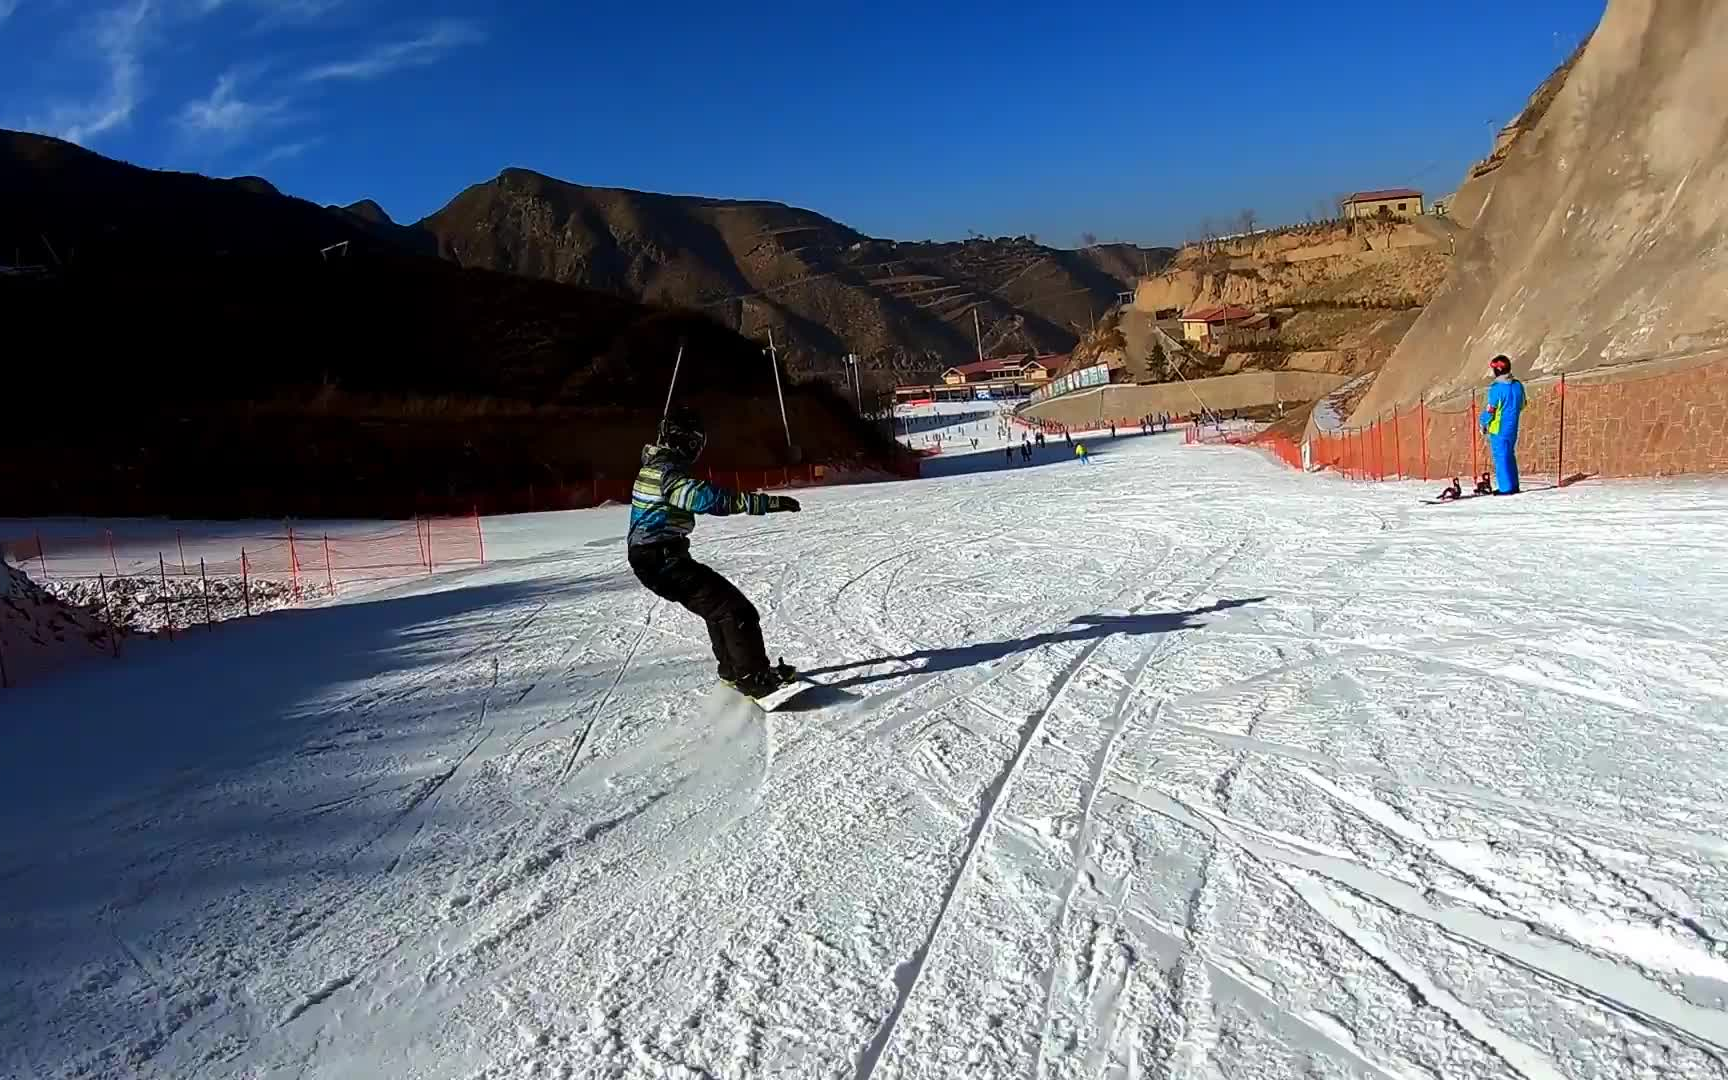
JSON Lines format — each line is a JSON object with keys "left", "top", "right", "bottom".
{"left": 1489, "top": 354, "right": 1512, "bottom": 376}
{"left": 658, "top": 406, "right": 706, "bottom": 460}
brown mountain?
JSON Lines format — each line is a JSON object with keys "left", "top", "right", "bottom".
{"left": 414, "top": 169, "right": 1173, "bottom": 379}
{"left": 0, "top": 130, "right": 902, "bottom": 517}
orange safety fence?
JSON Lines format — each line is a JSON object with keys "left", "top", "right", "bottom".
{"left": 1193, "top": 352, "right": 1728, "bottom": 486}
{"left": 3, "top": 514, "right": 485, "bottom": 590}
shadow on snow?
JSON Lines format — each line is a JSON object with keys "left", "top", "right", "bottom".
{"left": 782, "top": 597, "right": 1263, "bottom": 709}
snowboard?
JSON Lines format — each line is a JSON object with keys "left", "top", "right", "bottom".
{"left": 723, "top": 660, "right": 812, "bottom": 713}
{"left": 747, "top": 677, "right": 816, "bottom": 713}
{"left": 1421, "top": 493, "right": 1490, "bottom": 505}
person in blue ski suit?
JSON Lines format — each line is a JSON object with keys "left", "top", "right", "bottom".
{"left": 627, "top": 407, "right": 801, "bottom": 697}
{"left": 1478, "top": 354, "right": 1526, "bottom": 494}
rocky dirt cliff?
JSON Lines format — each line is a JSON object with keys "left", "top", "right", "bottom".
{"left": 1133, "top": 220, "right": 1456, "bottom": 314}
{"left": 1353, "top": 0, "right": 1728, "bottom": 418}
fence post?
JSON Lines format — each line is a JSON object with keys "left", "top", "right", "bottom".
{"left": 323, "top": 534, "right": 336, "bottom": 593}
{"left": 107, "top": 529, "right": 120, "bottom": 576}
{"left": 1470, "top": 389, "right": 1479, "bottom": 482}
{"left": 241, "top": 548, "right": 252, "bottom": 617}
{"left": 177, "top": 530, "right": 188, "bottom": 575}
{"left": 426, "top": 523, "right": 435, "bottom": 575}
{"left": 287, "top": 525, "right": 301, "bottom": 601}
{"left": 1557, "top": 373, "right": 1567, "bottom": 488}
{"left": 99, "top": 573, "right": 119, "bottom": 656}
{"left": 159, "top": 553, "right": 174, "bottom": 641}
{"left": 1391, "top": 406, "right": 1402, "bottom": 481}
{"left": 1418, "top": 397, "right": 1429, "bottom": 481}
{"left": 34, "top": 531, "right": 48, "bottom": 580}
{"left": 473, "top": 507, "right": 486, "bottom": 565}
{"left": 200, "top": 558, "right": 213, "bottom": 629}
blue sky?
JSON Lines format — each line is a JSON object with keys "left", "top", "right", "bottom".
{"left": 2, "top": 0, "right": 1605, "bottom": 245}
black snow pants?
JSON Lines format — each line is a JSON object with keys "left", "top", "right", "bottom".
{"left": 627, "top": 540, "right": 768, "bottom": 682}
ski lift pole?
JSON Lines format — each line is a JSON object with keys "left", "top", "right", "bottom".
{"left": 661, "top": 340, "right": 686, "bottom": 424}
{"left": 767, "top": 329, "right": 792, "bottom": 448}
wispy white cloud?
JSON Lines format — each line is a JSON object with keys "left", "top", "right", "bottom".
{"left": 176, "top": 69, "right": 290, "bottom": 142}
{"left": 300, "top": 18, "right": 482, "bottom": 82}
{"left": 30, "top": 0, "right": 156, "bottom": 144}
{"left": 191, "top": 0, "right": 344, "bottom": 24}
{"left": 259, "top": 137, "right": 318, "bottom": 163}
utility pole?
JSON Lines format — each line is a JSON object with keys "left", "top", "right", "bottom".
{"left": 972, "top": 307, "right": 985, "bottom": 363}
{"left": 842, "top": 353, "right": 863, "bottom": 413}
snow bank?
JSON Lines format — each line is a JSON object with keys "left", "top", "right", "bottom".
{"left": 38, "top": 574, "right": 328, "bottom": 635}
{"left": 0, "top": 561, "right": 115, "bottom": 686}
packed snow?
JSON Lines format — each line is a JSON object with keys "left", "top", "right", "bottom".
{"left": 4, "top": 424, "right": 1728, "bottom": 1080}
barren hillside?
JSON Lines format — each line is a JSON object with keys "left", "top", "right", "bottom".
{"left": 1354, "top": 0, "right": 1728, "bottom": 418}
{"left": 416, "top": 170, "right": 1172, "bottom": 378}
{"left": 0, "top": 131, "right": 903, "bottom": 517}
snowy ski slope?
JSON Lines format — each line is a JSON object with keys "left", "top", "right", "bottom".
{"left": 4, "top": 426, "right": 1728, "bottom": 1079}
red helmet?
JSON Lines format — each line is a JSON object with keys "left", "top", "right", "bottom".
{"left": 1489, "top": 354, "right": 1512, "bottom": 375}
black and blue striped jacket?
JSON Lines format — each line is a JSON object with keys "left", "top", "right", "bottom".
{"left": 627, "top": 444, "right": 771, "bottom": 547}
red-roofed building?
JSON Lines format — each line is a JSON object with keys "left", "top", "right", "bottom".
{"left": 940, "top": 354, "right": 1053, "bottom": 387}
{"left": 894, "top": 353, "right": 1058, "bottom": 403}
{"left": 1179, "top": 305, "right": 1256, "bottom": 347}
{"left": 1342, "top": 188, "right": 1425, "bottom": 220}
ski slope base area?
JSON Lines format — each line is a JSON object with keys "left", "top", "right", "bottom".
{"left": 5, "top": 432, "right": 1728, "bottom": 1080}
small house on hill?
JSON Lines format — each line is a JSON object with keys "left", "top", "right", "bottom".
{"left": 1342, "top": 188, "right": 1425, "bottom": 220}
{"left": 1179, "top": 305, "right": 1256, "bottom": 347}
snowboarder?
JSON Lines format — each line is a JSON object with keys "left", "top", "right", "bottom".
{"left": 1075, "top": 442, "right": 1090, "bottom": 465}
{"left": 1479, "top": 354, "right": 1526, "bottom": 494}
{"left": 627, "top": 407, "right": 800, "bottom": 699}
{"left": 1005, "top": 445, "right": 1015, "bottom": 465}
{"left": 1436, "top": 478, "right": 1463, "bottom": 502}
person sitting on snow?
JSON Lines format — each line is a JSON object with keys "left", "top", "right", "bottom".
{"left": 1437, "top": 478, "right": 1463, "bottom": 501}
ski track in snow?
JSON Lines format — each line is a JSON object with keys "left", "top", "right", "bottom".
{"left": 5, "top": 422, "right": 1728, "bottom": 1080}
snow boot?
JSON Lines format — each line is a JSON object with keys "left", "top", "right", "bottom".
{"left": 733, "top": 659, "right": 797, "bottom": 700}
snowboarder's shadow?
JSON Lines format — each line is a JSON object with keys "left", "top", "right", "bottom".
{"left": 796, "top": 597, "right": 1264, "bottom": 697}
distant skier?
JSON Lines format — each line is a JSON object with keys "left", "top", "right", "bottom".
{"left": 1005, "top": 445, "right": 1015, "bottom": 465}
{"left": 626, "top": 407, "right": 800, "bottom": 699}
{"left": 1479, "top": 354, "right": 1526, "bottom": 494}
{"left": 1075, "top": 442, "right": 1090, "bottom": 465}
